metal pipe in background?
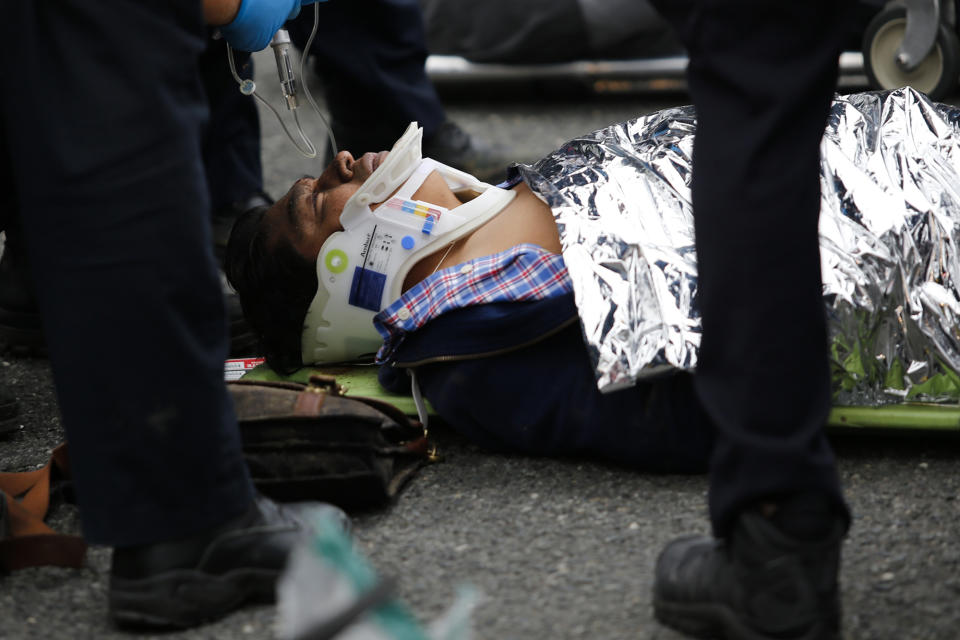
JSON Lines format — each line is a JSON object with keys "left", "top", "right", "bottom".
{"left": 426, "top": 52, "right": 868, "bottom": 93}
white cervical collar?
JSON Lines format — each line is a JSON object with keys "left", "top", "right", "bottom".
{"left": 301, "top": 122, "right": 516, "bottom": 365}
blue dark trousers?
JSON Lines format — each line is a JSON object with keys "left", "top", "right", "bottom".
{"left": 287, "top": 0, "right": 446, "bottom": 153}
{"left": 411, "top": 323, "right": 716, "bottom": 474}
{"left": 0, "top": 0, "right": 253, "bottom": 546}
{"left": 199, "top": 37, "right": 264, "bottom": 211}
{"left": 649, "top": 0, "right": 852, "bottom": 535}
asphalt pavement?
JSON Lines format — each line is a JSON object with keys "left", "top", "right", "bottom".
{"left": 2, "top": 50, "right": 960, "bottom": 640}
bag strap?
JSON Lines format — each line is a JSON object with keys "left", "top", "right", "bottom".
{"left": 0, "top": 443, "right": 87, "bottom": 571}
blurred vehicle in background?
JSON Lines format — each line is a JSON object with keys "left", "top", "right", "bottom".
{"left": 422, "top": 0, "right": 682, "bottom": 65}
{"left": 420, "top": 0, "right": 689, "bottom": 93}
{"left": 420, "top": 0, "right": 958, "bottom": 98}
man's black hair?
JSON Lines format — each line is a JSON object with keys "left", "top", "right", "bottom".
{"left": 224, "top": 205, "right": 317, "bottom": 375}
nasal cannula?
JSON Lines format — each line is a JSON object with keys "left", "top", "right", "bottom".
{"left": 224, "top": 3, "right": 337, "bottom": 160}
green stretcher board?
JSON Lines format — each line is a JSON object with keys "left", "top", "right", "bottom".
{"left": 827, "top": 404, "right": 960, "bottom": 431}
{"left": 239, "top": 364, "right": 960, "bottom": 432}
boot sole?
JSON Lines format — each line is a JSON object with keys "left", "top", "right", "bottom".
{"left": 109, "top": 566, "right": 279, "bottom": 629}
{"left": 654, "top": 597, "right": 839, "bottom": 640}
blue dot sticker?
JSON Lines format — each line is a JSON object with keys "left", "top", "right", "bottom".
{"left": 401, "top": 235, "right": 415, "bottom": 250}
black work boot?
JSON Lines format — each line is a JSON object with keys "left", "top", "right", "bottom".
{"left": 109, "top": 495, "right": 349, "bottom": 629}
{"left": 653, "top": 498, "right": 846, "bottom": 640}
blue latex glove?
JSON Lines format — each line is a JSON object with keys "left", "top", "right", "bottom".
{"left": 220, "top": 0, "right": 325, "bottom": 52}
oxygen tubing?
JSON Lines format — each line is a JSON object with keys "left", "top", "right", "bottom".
{"left": 224, "top": 3, "right": 337, "bottom": 160}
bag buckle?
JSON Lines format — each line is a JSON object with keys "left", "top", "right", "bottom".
{"left": 307, "top": 374, "right": 344, "bottom": 396}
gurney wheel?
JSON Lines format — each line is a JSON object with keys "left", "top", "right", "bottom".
{"left": 862, "top": 5, "right": 960, "bottom": 100}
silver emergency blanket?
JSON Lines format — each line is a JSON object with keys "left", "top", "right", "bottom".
{"left": 515, "top": 87, "right": 960, "bottom": 404}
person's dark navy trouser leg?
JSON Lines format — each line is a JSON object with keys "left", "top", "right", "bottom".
{"left": 0, "top": 1, "right": 254, "bottom": 546}
{"left": 287, "top": 0, "right": 446, "bottom": 152}
{"left": 649, "top": 0, "right": 851, "bottom": 536}
{"left": 413, "top": 323, "right": 715, "bottom": 472}
{"left": 199, "top": 35, "right": 265, "bottom": 212}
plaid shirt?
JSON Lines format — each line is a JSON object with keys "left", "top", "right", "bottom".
{"left": 373, "top": 243, "right": 572, "bottom": 363}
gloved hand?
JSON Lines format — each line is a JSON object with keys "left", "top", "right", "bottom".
{"left": 220, "top": 0, "right": 325, "bottom": 52}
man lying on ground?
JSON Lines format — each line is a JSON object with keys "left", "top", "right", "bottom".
{"left": 226, "top": 90, "right": 960, "bottom": 472}
{"left": 227, "top": 121, "right": 714, "bottom": 471}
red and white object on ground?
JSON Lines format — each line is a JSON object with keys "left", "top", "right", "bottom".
{"left": 224, "top": 357, "right": 265, "bottom": 381}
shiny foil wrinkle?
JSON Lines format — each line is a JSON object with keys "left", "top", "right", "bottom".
{"left": 515, "top": 88, "right": 960, "bottom": 404}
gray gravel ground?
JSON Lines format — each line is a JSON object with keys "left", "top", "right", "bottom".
{"left": 2, "top": 50, "right": 960, "bottom": 640}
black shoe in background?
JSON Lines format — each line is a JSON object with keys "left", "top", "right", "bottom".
{"left": 653, "top": 496, "right": 846, "bottom": 640}
{"left": 422, "top": 120, "right": 513, "bottom": 185}
{"left": 332, "top": 119, "right": 514, "bottom": 185}
{"left": 109, "top": 495, "right": 349, "bottom": 629}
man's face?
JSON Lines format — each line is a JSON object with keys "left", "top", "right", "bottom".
{"left": 264, "top": 150, "right": 389, "bottom": 261}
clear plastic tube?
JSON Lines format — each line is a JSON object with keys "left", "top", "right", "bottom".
{"left": 300, "top": 3, "right": 337, "bottom": 156}
{"left": 224, "top": 3, "right": 337, "bottom": 161}
{"left": 227, "top": 43, "right": 318, "bottom": 157}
